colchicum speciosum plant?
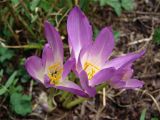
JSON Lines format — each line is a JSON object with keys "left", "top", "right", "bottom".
{"left": 25, "top": 6, "right": 145, "bottom": 99}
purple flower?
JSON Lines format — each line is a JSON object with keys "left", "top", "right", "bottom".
{"left": 25, "top": 21, "right": 88, "bottom": 97}
{"left": 103, "top": 51, "right": 145, "bottom": 89}
{"left": 67, "top": 6, "right": 145, "bottom": 90}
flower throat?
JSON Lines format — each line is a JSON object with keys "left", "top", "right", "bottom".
{"left": 47, "top": 63, "right": 63, "bottom": 85}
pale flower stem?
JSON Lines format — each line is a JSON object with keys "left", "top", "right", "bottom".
{"left": 103, "top": 88, "right": 106, "bottom": 106}
{"left": 60, "top": 92, "right": 70, "bottom": 102}
{"left": 48, "top": 88, "right": 55, "bottom": 105}
{"left": 62, "top": 94, "right": 73, "bottom": 107}
{"left": 96, "top": 83, "right": 108, "bottom": 91}
{"left": 75, "top": 0, "right": 78, "bottom": 6}
{"left": 65, "top": 97, "right": 86, "bottom": 109}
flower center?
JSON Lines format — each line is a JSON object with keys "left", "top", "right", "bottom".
{"left": 84, "top": 62, "right": 100, "bottom": 80}
{"left": 47, "top": 63, "right": 63, "bottom": 85}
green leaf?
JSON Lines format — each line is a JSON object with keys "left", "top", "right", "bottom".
{"left": 80, "top": 0, "right": 90, "bottom": 11}
{"left": 0, "top": 69, "right": 3, "bottom": 82}
{"left": 10, "top": 92, "right": 32, "bottom": 116}
{"left": 106, "top": 0, "right": 121, "bottom": 16}
{"left": 11, "top": 0, "right": 19, "bottom": 4}
{"left": 0, "top": 86, "right": 8, "bottom": 96}
{"left": 140, "top": 108, "right": 147, "bottom": 120}
{"left": 9, "top": 85, "right": 23, "bottom": 94}
{"left": 30, "top": 0, "right": 41, "bottom": 11}
{"left": 93, "top": 26, "right": 100, "bottom": 39}
{"left": 39, "top": 1, "right": 50, "bottom": 12}
{"left": 121, "top": 0, "right": 134, "bottom": 11}
{"left": 114, "top": 31, "right": 120, "bottom": 42}
{"left": 31, "top": 15, "right": 38, "bottom": 23}
{"left": 153, "top": 27, "right": 160, "bottom": 45}
{"left": 151, "top": 117, "right": 159, "bottom": 120}
{"left": 3, "top": 22, "right": 12, "bottom": 38}
{"left": 0, "top": 71, "right": 17, "bottom": 95}
{"left": 0, "top": 47, "right": 14, "bottom": 62}
{"left": 99, "top": 0, "right": 121, "bottom": 16}
{"left": 5, "top": 71, "right": 17, "bottom": 88}
{"left": 99, "top": 0, "right": 107, "bottom": 6}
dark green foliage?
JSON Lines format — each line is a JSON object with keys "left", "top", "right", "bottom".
{"left": 80, "top": 0, "right": 90, "bottom": 11}
{"left": 140, "top": 108, "right": 147, "bottom": 120}
{"left": 140, "top": 108, "right": 159, "bottom": 120}
{"left": 30, "top": 0, "right": 41, "bottom": 11}
{"left": 101, "top": 0, "right": 121, "bottom": 16}
{"left": 10, "top": 92, "right": 32, "bottom": 116}
{"left": 0, "top": 71, "right": 17, "bottom": 95}
{"left": 121, "top": 0, "right": 134, "bottom": 11}
{"left": 114, "top": 31, "right": 120, "bottom": 42}
{"left": 153, "top": 27, "right": 160, "bottom": 45}
{"left": 151, "top": 117, "right": 159, "bottom": 120}
{"left": 0, "top": 47, "right": 14, "bottom": 62}
{"left": 93, "top": 0, "right": 135, "bottom": 16}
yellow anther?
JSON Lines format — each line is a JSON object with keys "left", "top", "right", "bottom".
{"left": 84, "top": 62, "right": 100, "bottom": 80}
{"left": 47, "top": 63, "right": 63, "bottom": 85}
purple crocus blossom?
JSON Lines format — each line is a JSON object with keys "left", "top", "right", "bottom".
{"left": 25, "top": 21, "right": 88, "bottom": 97}
{"left": 103, "top": 51, "right": 145, "bottom": 89}
{"left": 67, "top": 6, "right": 145, "bottom": 90}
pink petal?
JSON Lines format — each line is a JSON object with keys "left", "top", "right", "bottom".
{"left": 42, "top": 43, "right": 54, "bottom": 70}
{"left": 67, "top": 6, "right": 93, "bottom": 62}
{"left": 125, "top": 79, "right": 144, "bottom": 89}
{"left": 56, "top": 80, "right": 88, "bottom": 97}
{"left": 44, "top": 75, "right": 88, "bottom": 97}
{"left": 86, "top": 27, "right": 115, "bottom": 67}
{"left": 44, "top": 21, "right": 63, "bottom": 65}
{"left": 25, "top": 56, "right": 44, "bottom": 83}
{"left": 104, "top": 50, "right": 145, "bottom": 69}
{"left": 89, "top": 67, "right": 115, "bottom": 87}
{"left": 79, "top": 70, "right": 96, "bottom": 97}
{"left": 62, "top": 58, "right": 75, "bottom": 80}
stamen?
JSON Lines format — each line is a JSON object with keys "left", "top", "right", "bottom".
{"left": 47, "top": 63, "right": 63, "bottom": 85}
{"left": 84, "top": 62, "right": 100, "bottom": 80}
